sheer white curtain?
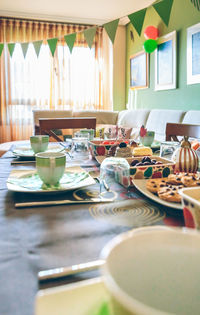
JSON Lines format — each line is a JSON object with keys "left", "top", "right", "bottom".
{"left": 0, "top": 19, "right": 113, "bottom": 142}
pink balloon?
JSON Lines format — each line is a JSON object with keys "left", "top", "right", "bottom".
{"left": 144, "top": 26, "right": 159, "bottom": 40}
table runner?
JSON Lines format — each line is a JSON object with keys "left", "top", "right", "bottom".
{"left": 0, "top": 149, "right": 184, "bottom": 315}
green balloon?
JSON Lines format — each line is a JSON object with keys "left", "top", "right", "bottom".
{"left": 143, "top": 39, "right": 157, "bottom": 53}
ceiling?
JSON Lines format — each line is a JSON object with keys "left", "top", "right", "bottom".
{"left": 0, "top": 0, "right": 155, "bottom": 25}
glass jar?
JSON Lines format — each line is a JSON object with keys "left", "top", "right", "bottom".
{"left": 100, "top": 157, "right": 130, "bottom": 195}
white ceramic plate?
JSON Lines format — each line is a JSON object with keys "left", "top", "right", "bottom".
{"left": 12, "top": 143, "right": 65, "bottom": 158}
{"left": 132, "top": 178, "right": 182, "bottom": 210}
{"left": 7, "top": 167, "right": 96, "bottom": 193}
{"left": 35, "top": 277, "right": 110, "bottom": 315}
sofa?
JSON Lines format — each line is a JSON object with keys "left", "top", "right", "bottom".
{"left": 33, "top": 109, "right": 200, "bottom": 142}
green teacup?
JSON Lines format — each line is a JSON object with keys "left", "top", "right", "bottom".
{"left": 35, "top": 152, "right": 66, "bottom": 185}
{"left": 140, "top": 131, "right": 155, "bottom": 147}
{"left": 30, "top": 135, "right": 49, "bottom": 154}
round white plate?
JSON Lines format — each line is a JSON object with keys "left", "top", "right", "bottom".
{"left": 12, "top": 143, "right": 65, "bottom": 158}
{"left": 132, "top": 178, "right": 182, "bottom": 210}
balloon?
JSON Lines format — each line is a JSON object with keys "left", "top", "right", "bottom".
{"left": 143, "top": 39, "right": 158, "bottom": 53}
{"left": 144, "top": 26, "right": 159, "bottom": 40}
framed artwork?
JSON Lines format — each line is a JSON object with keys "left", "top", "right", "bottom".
{"left": 130, "top": 51, "right": 148, "bottom": 89}
{"left": 155, "top": 30, "right": 176, "bottom": 91}
{"left": 187, "top": 23, "right": 200, "bottom": 85}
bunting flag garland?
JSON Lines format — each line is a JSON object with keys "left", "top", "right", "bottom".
{"left": 64, "top": 33, "right": 76, "bottom": 53}
{"left": 21, "top": 42, "right": 29, "bottom": 58}
{"left": 190, "top": 0, "right": 200, "bottom": 10}
{"left": 0, "top": 44, "right": 4, "bottom": 57}
{"left": 128, "top": 8, "right": 147, "bottom": 36}
{"left": 0, "top": 0, "right": 177, "bottom": 58}
{"left": 7, "top": 43, "right": 15, "bottom": 57}
{"left": 103, "top": 19, "right": 119, "bottom": 44}
{"left": 153, "top": 0, "right": 174, "bottom": 26}
{"left": 83, "top": 27, "right": 97, "bottom": 49}
{"left": 47, "top": 37, "right": 58, "bottom": 57}
{"left": 33, "top": 40, "right": 43, "bottom": 57}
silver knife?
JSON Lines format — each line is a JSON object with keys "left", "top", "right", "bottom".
{"left": 15, "top": 197, "right": 115, "bottom": 208}
{"left": 11, "top": 160, "right": 35, "bottom": 165}
{"left": 39, "top": 259, "right": 105, "bottom": 281}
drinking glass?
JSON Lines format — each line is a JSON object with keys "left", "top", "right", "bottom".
{"left": 71, "top": 132, "right": 90, "bottom": 160}
{"left": 160, "top": 141, "right": 180, "bottom": 160}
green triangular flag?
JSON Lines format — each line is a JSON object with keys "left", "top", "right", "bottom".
{"left": 153, "top": 0, "right": 174, "bottom": 26}
{"left": 83, "top": 27, "right": 97, "bottom": 49}
{"left": 33, "top": 40, "right": 43, "bottom": 57}
{"left": 0, "top": 43, "right": 4, "bottom": 57}
{"left": 7, "top": 43, "right": 15, "bottom": 57}
{"left": 21, "top": 42, "right": 29, "bottom": 58}
{"left": 64, "top": 33, "right": 76, "bottom": 53}
{"left": 47, "top": 37, "right": 58, "bottom": 57}
{"left": 128, "top": 8, "right": 147, "bottom": 36}
{"left": 103, "top": 19, "right": 119, "bottom": 44}
{"left": 190, "top": 0, "right": 200, "bottom": 11}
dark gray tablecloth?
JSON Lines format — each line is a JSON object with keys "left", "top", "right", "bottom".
{"left": 0, "top": 155, "right": 132, "bottom": 315}
{"left": 0, "top": 152, "right": 184, "bottom": 315}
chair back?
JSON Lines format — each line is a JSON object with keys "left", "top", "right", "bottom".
{"left": 39, "top": 117, "right": 96, "bottom": 141}
{"left": 166, "top": 123, "right": 200, "bottom": 141}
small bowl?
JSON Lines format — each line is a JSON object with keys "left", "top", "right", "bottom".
{"left": 140, "top": 131, "right": 155, "bottom": 147}
{"left": 179, "top": 187, "right": 200, "bottom": 229}
{"left": 101, "top": 226, "right": 200, "bottom": 315}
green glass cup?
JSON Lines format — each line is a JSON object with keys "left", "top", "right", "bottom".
{"left": 30, "top": 135, "right": 49, "bottom": 154}
{"left": 140, "top": 131, "right": 155, "bottom": 147}
{"left": 35, "top": 152, "right": 66, "bottom": 185}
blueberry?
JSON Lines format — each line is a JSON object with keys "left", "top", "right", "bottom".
{"left": 131, "top": 159, "right": 139, "bottom": 166}
{"left": 119, "top": 142, "right": 127, "bottom": 148}
{"left": 145, "top": 156, "right": 151, "bottom": 163}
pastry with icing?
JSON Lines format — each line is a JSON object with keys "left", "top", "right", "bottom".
{"left": 115, "top": 142, "right": 132, "bottom": 157}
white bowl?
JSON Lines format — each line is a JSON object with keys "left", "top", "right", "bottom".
{"left": 179, "top": 187, "right": 200, "bottom": 229}
{"left": 101, "top": 226, "right": 200, "bottom": 315}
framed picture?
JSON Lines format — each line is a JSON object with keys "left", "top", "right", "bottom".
{"left": 130, "top": 51, "right": 148, "bottom": 89}
{"left": 187, "top": 23, "right": 200, "bottom": 85}
{"left": 155, "top": 30, "right": 176, "bottom": 91}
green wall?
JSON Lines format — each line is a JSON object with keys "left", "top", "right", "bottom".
{"left": 125, "top": 0, "right": 200, "bottom": 111}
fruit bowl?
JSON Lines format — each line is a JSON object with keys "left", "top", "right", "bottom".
{"left": 88, "top": 140, "right": 129, "bottom": 158}
{"left": 129, "top": 156, "right": 175, "bottom": 181}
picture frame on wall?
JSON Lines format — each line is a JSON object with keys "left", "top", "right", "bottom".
{"left": 130, "top": 51, "right": 148, "bottom": 89}
{"left": 155, "top": 30, "right": 176, "bottom": 91}
{"left": 187, "top": 22, "right": 200, "bottom": 85}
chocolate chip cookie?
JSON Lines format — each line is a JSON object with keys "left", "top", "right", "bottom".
{"left": 146, "top": 178, "right": 169, "bottom": 194}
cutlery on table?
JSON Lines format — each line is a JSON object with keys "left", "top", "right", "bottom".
{"left": 15, "top": 197, "right": 115, "bottom": 208}
{"left": 11, "top": 160, "right": 35, "bottom": 165}
{"left": 39, "top": 259, "right": 105, "bottom": 281}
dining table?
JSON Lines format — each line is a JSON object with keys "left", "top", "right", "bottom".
{"left": 0, "top": 141, "right": 185, "bottom": 315}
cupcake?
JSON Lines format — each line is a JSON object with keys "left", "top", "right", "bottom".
{"left": 115, "top": 142, "right": 132, "bottom": 157}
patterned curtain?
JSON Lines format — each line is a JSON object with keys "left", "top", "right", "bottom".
{"left": 0, "top": 18, "right": 110, "bottom": 142}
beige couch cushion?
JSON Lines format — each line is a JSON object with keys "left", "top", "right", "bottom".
{"left": 145, "top": 109, "right": 185, "bottom": 142}
{"left": 117, "top": 109, "right": 150, "bottom": 139}
{"left": 73, "top": 110, "right": 118, "bottom": 125}
{"left": 33, "top": 110, "right": 73, "bottom": 125}
{"left": 182, "top": 111, "right": 200, "bottom": 125}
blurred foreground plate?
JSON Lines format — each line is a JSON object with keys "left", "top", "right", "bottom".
{"left": 35, "top": 277, "right": 110, "bottom": 315}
